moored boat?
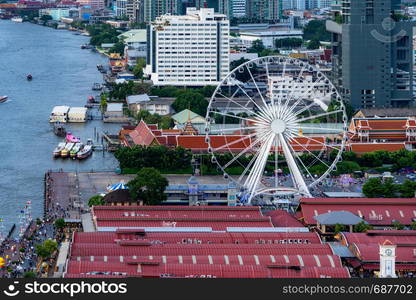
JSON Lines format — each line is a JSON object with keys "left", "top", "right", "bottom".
{"left": 66, "top": 132, "right": 81, "bottom": 143}
{"left": 53, "top": 142, "right": 66, "bottom": 158}
{"left": 11, "top": 17, "right": 23, "bottom": 23}
{"left": 27, "top": 74, "right": 32, "bottom": 81}
{"left": 0, "top": 96, "right": 8, "bottom": 103}
{"left": 61, "top": 143, "right": 74, "bottom": 158}
{"left": 77, "top": 144, "right": 92, "bottom": 159}
{"left": 92, "top": 83, "right": 102, "bottom": 91}
{"left": 70, "top": 143, "right": 83, "bottom": 158}
{"left": 53, "top": 121, "right": 66, "bottom": 137}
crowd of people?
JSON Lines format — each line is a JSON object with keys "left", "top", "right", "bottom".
{"left": 0, "top": 220, "right": 56, "bottom": 278}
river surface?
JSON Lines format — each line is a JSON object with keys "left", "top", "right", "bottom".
{"left": 0, "top": 20, "right": 120, "bottom": 233}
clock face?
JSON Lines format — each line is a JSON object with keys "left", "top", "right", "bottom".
{"left": 385, "top": 249, "right": 393, "bottom": 256}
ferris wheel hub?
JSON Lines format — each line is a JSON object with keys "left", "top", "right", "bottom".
{"left": 271, "top": 119, "right": 286, "bottom": 134}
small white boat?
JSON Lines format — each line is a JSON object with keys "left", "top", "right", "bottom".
{"left": 0, "top": 96, "right": 8, "bottom": 103}
{"left": 11, "top": 17, "right": 23, "bottom": 23}
{"left": 77, "top": 145, "right": 92, "bottom": 159}
{"left": 70, "top": 143, "right": 83, "bottom": 158}
{"left": 92, "top": 83, "right": 102, "bottom": 91}
{"left": 53, "top": 142, "right": 66, "bottom": 158}
{"left": 61, "top": 143, "right": 74, "bottom": 158}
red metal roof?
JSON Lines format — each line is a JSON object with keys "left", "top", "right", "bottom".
{"left": 300, "top": 197, "right": 416, "bottom": 226}
{"left": 65, "top": 261, "right": 350, "bottom": 278}
{"left": 265, "top": 210, "right": 306, "bottom": 228}
{"left": 341, "top": 231, "right": 416, "bottom": 246}
{"left": 73, "top": 231, "right": 322, "bottom": 245}
{"left": 70, "top": 243, "right": 334, "bottom": 257}
{"left": 352, "top": 243, "right": 416, "bottom": 264}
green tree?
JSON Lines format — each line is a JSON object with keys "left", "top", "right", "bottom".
{"left": 392, "top": 221, "right": 405, "bottom": 230}
{"left": 398, "top": 180, "right": 416, "bottom": 198}
{"left": 40, "top": 14, "right": 52, "bottom": 23}
{"left": 307, "top": 39, "right": 321, "bottom": 50}
{"left": 132, "top": 82, "right": 152, "bottom": 95}
{"left": 362, "top": 178, "right": 386, "bottom": 198}
{"left": 54, "top": 218, "right": 66, "bottom": 231}
{"left": 303, "top": 20, "right": 331, "bottom": 42}
{"left": 100, "top": 94, "right": 107, "bottom": 111}
{"left": 275, "top": 38, "right": 303, "bottom": 49}
{"left": 334, "top": 223, "right": 347, "bottom": 233}
{"left": 248, "top": 39, "right": 265, "bottom": 53}
{"left": 35, "top": 245, "right": 51, "bottom": 260}
{"left": 411, "top": 221, "right": 416, "bottom": 230}
{"left": 133, "top": 58, "right": 146, "bottom": 79}
{"left": 43, "top": 239, "right": 58, "bottom": 254}
{"left": 172, "top": 90, "right": 208, "bottom": 116}
{"left": 335, "top": 161, "right": 361, "bottom": 175}
{"left": 354, "top": 221, "right": 373, "bottom": 232}
{"left": 23, "top": 271, "right": 36, "bottom": 278}
{"left": 109, "top": 41, "right": 125, "bottom": 56}
{"left": 127, "top": 167, "right": 169, "bottom": 205}
{"left": 88, "top": 195, "right": 104, "bottom": 207}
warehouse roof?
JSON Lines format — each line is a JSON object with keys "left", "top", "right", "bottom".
{"left": 300, "top": 198, "right": 416, "bottom": 226}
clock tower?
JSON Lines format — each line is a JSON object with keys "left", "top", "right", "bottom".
{"left": 379, "top": 240, "right": 397, "bottom": 278}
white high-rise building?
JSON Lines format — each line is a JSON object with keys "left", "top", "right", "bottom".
{"left": 146, "top": 8, "right": 230, "bottom": 86}
{"left": 231, "top": 0, "right": 246, "bottom": 18}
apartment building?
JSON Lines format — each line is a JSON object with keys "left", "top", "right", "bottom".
{"left": 145, "top": 7, "right": 230, "bottom": 86}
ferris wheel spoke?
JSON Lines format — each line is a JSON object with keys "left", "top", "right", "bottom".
{"left": 292, "top": 101, "right": 319, "bottom": 117}
{"left": 287, "top": 141, "right": 315, "bottom": 181}
{"left": 296, "top": 125, "right": 345, "bottom": 133}
{"left": 246, "top": 64, "right": 269, "bottom": 108}
{"left": 208, "top": 125, "right": 264, "bottom": 134}
{"left": 273, "top": 136, "right": 280, "bottom": 188}
{"left": 246, "top": 134, "right": 275, "bottom": 201}
{"left": 216, "top": 92, "right": 267, "bottom": 121}
{"left": 286, "top": 76, "right": 326, "bottom": 116}
{"left": 290, "top": 138, "right": 330, "bottom": 168}
{"left": 244, "top": 134, "right": 273, "bottom": 191}
{"left": 238, "top": 147, "right": 262, "bottom": 182}
{"left": 211, "top": 131, "right": 258, "bottom": 152}
{"left": 234, "top": 83, "right": 271, "bottom": 118}
{"left": 281, "top": 64, "right": 306, "bottom": 105}
{"left": 297, "top": 109, "right": 343, "bottom": 123}
{"left": 278, "top": 133, "right": 311, "bottom": 197}
{"left": 212, "top": 111, "right": 268, "bottom": 126}
{"left": 221, "top": 132, "right": 268, "bottom": 169}
{"left": 292, "top": 134, "right": 341, "bottom": 152}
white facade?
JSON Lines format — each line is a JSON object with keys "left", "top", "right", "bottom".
{"left": 239, "top": 30, "right": 303, "bottom": 49}
{"left": 68, "top": 107, "right": 88, "bottom": 123}
{"left": 146, "top": 8, "right": 230, "bottom": 86}
{"left": 115, "top": 0, "right": 127, "bottom": 17}
{"left": 267, "top": 75, "right": 331, "bottom": 102}
{"left": 232, "top": 0, "right": 246, "bottom": 17}
{"left": 379, "top": 242, "right": 397, "bottom": 278}
{"left": 49, "top": 106, "right": 70, "bottom": 123}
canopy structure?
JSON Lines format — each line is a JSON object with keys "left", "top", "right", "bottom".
{"left": 314, "top": 211, "right": 366, "bottom": 226}
{"left": 107, "top": 182, "right": 128, "bottom": 192}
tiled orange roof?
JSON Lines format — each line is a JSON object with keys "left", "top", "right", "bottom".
{"left": 349, "top": 143, "right": 405, "bottom": 153}
{"left": 177, "top": 135, "right": 252, "bottom": 152}
{"left": 129, "top": 120, "right": 158, "bottom": 146}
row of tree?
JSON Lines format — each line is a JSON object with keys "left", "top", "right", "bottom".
{"left": 114, "top": 145, "right": 193, "bottom": 172}
{"left": 88, "top": 168, "right": 169, "bottom": 206}
{"left": 362, "top": 178, "right": 416, "bottom": 198}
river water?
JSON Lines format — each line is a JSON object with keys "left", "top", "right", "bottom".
{"left": 0, "top": 21, "right": 120, "bottom": 233}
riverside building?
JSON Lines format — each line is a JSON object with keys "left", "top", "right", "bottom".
{"left": 145, "top": 7, "right": 230, "bottom": 86}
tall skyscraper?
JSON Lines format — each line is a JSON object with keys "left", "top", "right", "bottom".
{"left": 327, "top": 0, "right": 414, "bottom": 108}
{"left": 146, "top": 8, "right": 230, "bottom": 86}
{"left": 218, "top": 0, "right": 246, "bottom": 18}
{"left": 143, "top": 0, "right": 181, "bottom": 22}
{"left": 247, "top": 0, "right": 281, "bottom": 22}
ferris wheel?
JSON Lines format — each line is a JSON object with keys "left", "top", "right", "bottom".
{"left": 205, "top": 56, "right": 348, "bottom": 204}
